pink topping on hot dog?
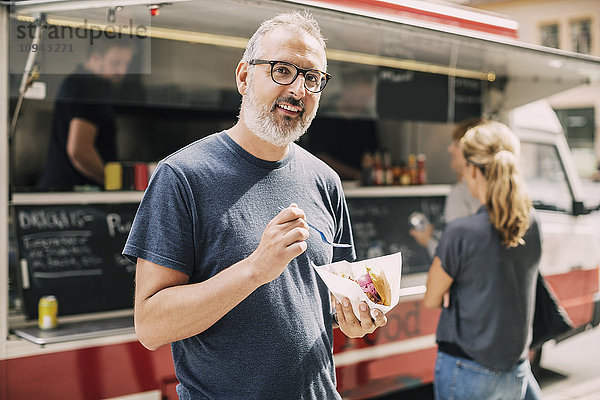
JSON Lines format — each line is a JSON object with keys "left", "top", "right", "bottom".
{"left": 357, "top": 273, "right": 381, "bottom": 302}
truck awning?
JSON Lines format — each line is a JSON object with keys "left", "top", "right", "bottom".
{"left": 6, "top": 0, "right": 600, "bottom": 109}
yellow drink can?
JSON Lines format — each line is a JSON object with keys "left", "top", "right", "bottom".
{"left": 38, "top": 295, "right": 58, "bottom": 330}
{"left": 105, "top": 162, "right": 123, "bottom": 191}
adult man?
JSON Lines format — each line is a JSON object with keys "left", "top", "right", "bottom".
{"left": 124, "top": 12, "right": 386, "bottom": 399}
{"left": 37, "top": 39, "right": 133, "bottom": 190}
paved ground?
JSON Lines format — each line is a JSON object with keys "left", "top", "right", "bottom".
{"left": 374, "top": 325, "right": 600, "bottom": 400}
{"left": 537, "top": 326, "right": 600, "bottom": 400}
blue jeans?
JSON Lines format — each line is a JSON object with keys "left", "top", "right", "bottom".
{"left": 434, "top": 351, "right": 538, "bottom": 400}
{"left": 524, "top": 370, "right": 542, "bottom": 400}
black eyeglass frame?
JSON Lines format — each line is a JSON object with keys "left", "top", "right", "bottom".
{"left": 248, "top": 59, "right": 332, "bottom": 93}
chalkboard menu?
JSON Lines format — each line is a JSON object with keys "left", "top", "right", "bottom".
{"left": 347, "top": 196, "right": 446, "bottom": 274}
{"left": 13, "top": 203, "right": 138, "bottom": 319}
{"left": 376, "top": 67, "right": 482, "bottom": 122}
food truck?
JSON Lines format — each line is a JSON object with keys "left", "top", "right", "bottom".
{"left": 1, "top": 0, "right": 600, "bottom": 399}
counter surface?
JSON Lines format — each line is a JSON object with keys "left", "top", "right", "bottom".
{"left": 13, "top": 315, "right": 134, "bottom": 346}
{"left": 11, "top": 191, "right": 144, "bottom": 205}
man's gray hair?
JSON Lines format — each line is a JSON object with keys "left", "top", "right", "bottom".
{"left": 242, "top": 11, "right": 327, "bottom": 67}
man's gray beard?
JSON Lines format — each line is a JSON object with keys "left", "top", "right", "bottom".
{"left": 242, "top": 84, "right": 317, "bottom": 147}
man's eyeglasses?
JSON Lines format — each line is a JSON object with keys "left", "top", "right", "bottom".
{"left": 249, "top": 59, "right": 331, "bottom": 93}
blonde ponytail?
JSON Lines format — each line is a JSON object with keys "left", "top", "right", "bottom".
{"left": 461, "top": 122, "right": 532, "bottom": 248}
{"left": 486, "top": 150, "right": 531, "bottom": 247}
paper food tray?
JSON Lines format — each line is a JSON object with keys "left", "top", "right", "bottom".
{"left": 311, "top": 252, "right": 402, "bottom": 321}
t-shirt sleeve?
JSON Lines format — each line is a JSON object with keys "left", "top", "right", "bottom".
{"left": 122, "top": 162, "right": 196, "bottom": 275}
{"left": 332, "top": 185, "right": 356, "bottom": 263}
{"left": 530, "top": 210, "right": 542, "bottom": 245}
{"left": 435, "top": 224, "right": 462, "bottom": 278}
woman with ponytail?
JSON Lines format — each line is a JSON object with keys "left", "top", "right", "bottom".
{"left": 425, "top": 121, "right": 542, "bottom": 400}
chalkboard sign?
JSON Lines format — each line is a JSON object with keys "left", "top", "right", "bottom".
{"left": 376, "top": 67, "right": 482, "bottom": 122}
{"left": 453, "top": 76, "right": 483, "bottom": 122}
{"left": 347, "top": 196, "right": 446, "bottom": 274}
{"left": 13, "top": 203, "right": 138, "bottom": 319}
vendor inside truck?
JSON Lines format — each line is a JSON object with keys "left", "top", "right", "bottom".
{"left": 37, "top": 38, "right": 133, "bottom": 190}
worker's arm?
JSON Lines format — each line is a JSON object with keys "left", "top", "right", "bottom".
{"left": 66, "top": 118, "right": 105, "bottom": 184}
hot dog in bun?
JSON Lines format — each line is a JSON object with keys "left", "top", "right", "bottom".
{"left": 354, "top": 267, "right": 391, "bottom": 306}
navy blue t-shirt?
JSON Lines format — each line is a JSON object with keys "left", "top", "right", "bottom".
{"left": 435, "top": 206, "right": 541, "bottom": 370}
{"left": 123, "top": 131, "right": 355, "bottom": 399}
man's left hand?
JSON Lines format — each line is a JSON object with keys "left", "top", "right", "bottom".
{"left": 335, "top": 297, "right": 387, "bottom": 338}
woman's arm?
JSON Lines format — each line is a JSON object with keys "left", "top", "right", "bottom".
{"left": 424, "top": 256, "right": 454, "bottom": 309}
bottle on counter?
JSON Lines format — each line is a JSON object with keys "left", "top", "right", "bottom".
{"left": 393, "top": 164, "right": 402, "bottom": 186}
{"left": 417, "top": 153, "right": 427, "bottom": 185}
{"left": 408, "top": 154, "right": 418, "bottom": 185}
{"left": 383, "top": 151, "right": 394, "bottom": 186}
{"left": 361, "top": 152, "right": 374, "bottom": 186}
{"left": 373, "top": 152, "right": 384, "bottom": 186}
{"left": 400, "top": 161, "right": 412, "bottom": 186}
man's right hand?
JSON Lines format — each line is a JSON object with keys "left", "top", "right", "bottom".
{"left": 135, "top": 204, "right": 310, "bottom": 349}
{"left": 247, "top": 203, "right": 309, "bottom": 285}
